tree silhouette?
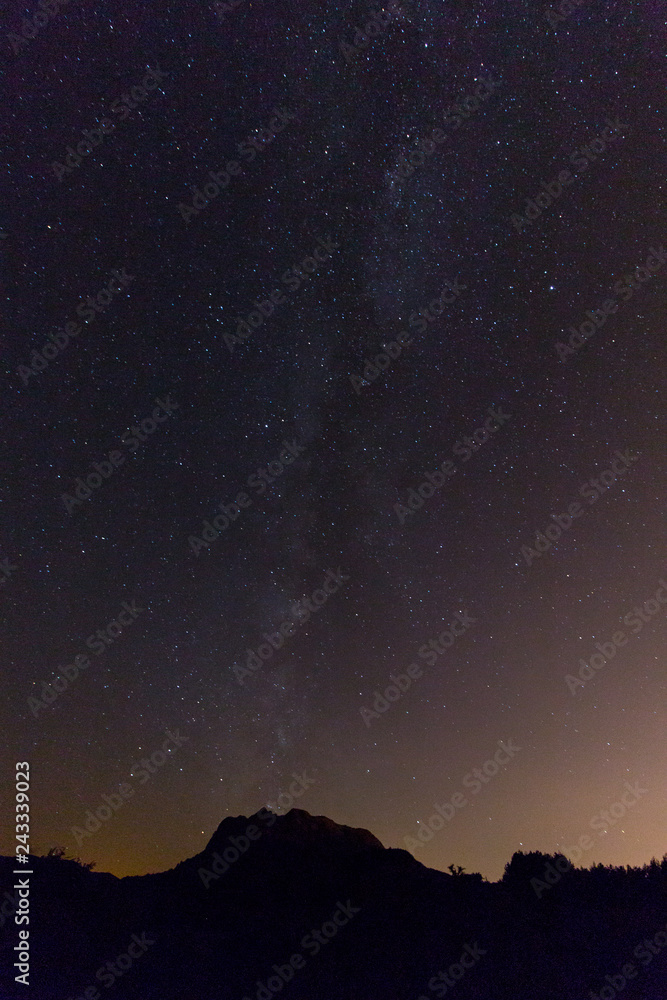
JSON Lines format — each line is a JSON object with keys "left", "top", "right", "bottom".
{"left": 44, "top": 845, "right": 96, "bottom": 870}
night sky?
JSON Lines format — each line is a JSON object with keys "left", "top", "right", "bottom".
{"left": 2, "top": 0, "right": 666, "bottom": 881}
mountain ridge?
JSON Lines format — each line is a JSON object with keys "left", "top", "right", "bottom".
{"left": 1, "top": 809, "right": 665, "bottom": 1000}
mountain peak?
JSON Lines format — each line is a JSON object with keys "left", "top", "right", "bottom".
{"left": 272, "top": 808, "right": 385, "bottom": 849}
{"left": 204, "top": 807, "right": 384, "bottom": 855}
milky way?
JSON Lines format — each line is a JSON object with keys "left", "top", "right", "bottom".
{"left": 2, "top": 0, "right": 665, "bottom": 878}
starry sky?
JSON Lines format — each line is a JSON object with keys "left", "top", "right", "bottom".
{"left": 1, "top": 0, "right": 665, "bottom": 880}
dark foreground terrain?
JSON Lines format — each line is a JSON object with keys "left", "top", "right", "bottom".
{"left": 1, "top": 809, "right": 666, "bottom": 999}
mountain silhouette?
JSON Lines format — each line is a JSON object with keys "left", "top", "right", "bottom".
{"left": 204, "top": 807, "right": 385, "bottom": 855}
{"left": 1, "top": 809, "right": 665, "bottom": 1000}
